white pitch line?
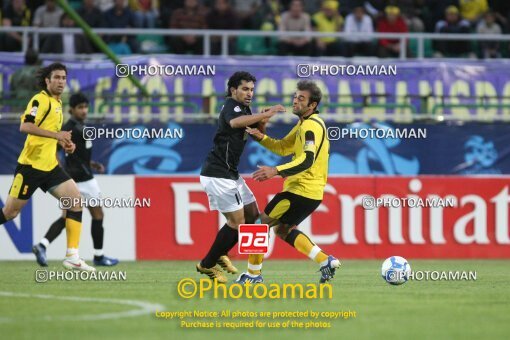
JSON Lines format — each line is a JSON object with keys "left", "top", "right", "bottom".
{"left": 0, "top": 291, "right": 165, "bottom": 322}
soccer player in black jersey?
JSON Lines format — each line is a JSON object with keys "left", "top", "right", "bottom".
{"left": 196, "top": 71, "right": 284, "bottom": 283}
{"left": 32, "top": 93, "right": 119, "bottom": 267}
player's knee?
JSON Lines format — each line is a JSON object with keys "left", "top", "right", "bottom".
{"left": 90, "top": 208, "right": 104, "bottom": 220}
{"left": 227, "top": 217, "right": 245, "bottom": 229}
{"left": 68, "top": 206, "right": 82, "bottom": 213}
{"left": 275, "top": 224, "right": 293, "bottom": 239}
{"left": 3, "top": 207, "right": 20, "bottom": 221}
{"left": 244, "top": 211, "right": 259, "bottom": 224}
{"left": 243, "top": 204, "right": 259, "bottom": 224}
{"left": 95, "top": 210, "right": 104, "bottom": 220}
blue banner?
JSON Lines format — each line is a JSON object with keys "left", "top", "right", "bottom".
{"left": 0, "top": 121, "right": 508, "bottom": 175}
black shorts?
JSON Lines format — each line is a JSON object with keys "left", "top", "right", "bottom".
{"left": 264, "top": 191, "right": 321, "bottom": 226}
{"left": 8, "top": 163, "right": 71, "bottom": 200}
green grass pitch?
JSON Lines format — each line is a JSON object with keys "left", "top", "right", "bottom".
{"left": 0, "top": 260, "right": 509, "bottom": 339}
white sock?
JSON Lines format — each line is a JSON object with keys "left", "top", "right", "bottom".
{"left": 40, "top": 238, "right": 50, "bottom": 249}
{"left": 308, "top": 245, "right": 322, "bottom": 261}
{"left": 94, "top": 249, "right": 104, "bottom": 257}
{"left": 66, "top": 248, "right": 79, "bottom": 259}
{"left": 320, "top": 258, "right": 329, "bottom": 267}
{"left": 247, "top": 263, "right": 262, "bottom": 276}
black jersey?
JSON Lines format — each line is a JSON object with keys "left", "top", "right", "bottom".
{"left": 201, "top": 97, "right": 255, "bottom": 180}
{"left": 62, "top": 117, "right": 93, "bottom": 183}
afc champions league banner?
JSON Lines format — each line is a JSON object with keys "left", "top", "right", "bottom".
{"left": 0, "top": 122, "right": 509, "bottom": 176}
{"left": 1, "top": 55, "right": 510, "bottom": 119}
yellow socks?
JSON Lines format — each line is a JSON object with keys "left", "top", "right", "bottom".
{"left": 247, "top": 254, "right": 264, "bottom": 275}
{"left": 65, "top": 210, "right": 82, "bottom": 257}
{"left": 286, "top": 229, "right": 328, "bottom": 264}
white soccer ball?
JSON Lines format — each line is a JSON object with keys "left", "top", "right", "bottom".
{"left": 381, "top": 256, "right": 411, "bottom": 285}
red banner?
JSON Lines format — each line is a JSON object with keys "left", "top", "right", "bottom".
{"left": 135, "top": 176, "right": 510, "bottom": 259}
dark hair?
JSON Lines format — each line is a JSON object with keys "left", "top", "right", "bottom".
{"left": 226, "top": 71, "right": 256, "bottom": 97}
{"left": 297, "top": 80, "right": 322, "bottom": 109}
{"left": 69, "top": 92, "right": 89, "bottom": 108}
{"left": 36, "top": 62, "right": 67, "bottom": 90}
{"left": 60, "top": 12, "right": 72, "bottom": 26}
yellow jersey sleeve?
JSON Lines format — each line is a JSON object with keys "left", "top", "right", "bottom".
{"left": 275, "top": 119, "right": 323, "bottom": 176}
{"left": 21, "top": 93, "right": 50, "bottom": 125}
{"left": 259, "top": 123, "right": 299, "bottom": 156}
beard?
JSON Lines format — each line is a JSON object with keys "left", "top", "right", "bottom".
{"left": 292, "top": 108, "right": 305, "bottom": 116}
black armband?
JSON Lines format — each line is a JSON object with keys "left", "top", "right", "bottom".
{"left": 278, "top": 150, "right": 315, "bottom": 177}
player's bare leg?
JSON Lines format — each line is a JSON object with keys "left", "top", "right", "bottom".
{"left": 0, "top": 195, "right": 30, "bottom": 224}
{"left": 50, "top": 179, "right": 95, "bottom": 272}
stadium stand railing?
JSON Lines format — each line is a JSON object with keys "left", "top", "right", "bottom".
{"left": 1, "top": 27, "right": 510, "bottom": 60}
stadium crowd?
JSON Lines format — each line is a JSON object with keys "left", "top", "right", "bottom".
{"left": 0, "top": 0, "right": 508, "bottom": 58}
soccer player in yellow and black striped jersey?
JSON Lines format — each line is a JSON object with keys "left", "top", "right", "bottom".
{"left": 0, "top": 63, "right": 95, "bottom": 271}
{"left": 237, "top": 80, "right": 341, "bottom": 283}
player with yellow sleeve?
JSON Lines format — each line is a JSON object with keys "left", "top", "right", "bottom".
{"left": 0, "top": 63, "right": 95, "bottom": 272}
{"left": 237, "top": 80, "right": 341, "bottom": 283}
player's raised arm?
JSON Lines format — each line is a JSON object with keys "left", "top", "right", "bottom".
{"left": 248, "top": 123, "right": 299, "bottom": 156}
{"left": 229, "top": 104, "right": 285, "bottom": 128}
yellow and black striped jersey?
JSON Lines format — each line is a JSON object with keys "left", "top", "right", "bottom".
{"left": 259, "top": 113, "right": 329, "bottom": 200}
{"left": 18, "top": 90, "right": 63, "bottom": 171}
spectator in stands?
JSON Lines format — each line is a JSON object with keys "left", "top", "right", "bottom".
{"left": 168, "top": 0, "right": 207, "bottom": 54}
{"left": 10, "top": 48, "right": 40, "bottom": 102}
{"left": 159, "top": 0, "right": 184, "bottom": 29}
{"left": 424, "top": 0, "right": 459, "bottom": 32}
{"left": 337, "top": 0, "right": 359, "bottom": 17}
{"left": 342, "top": 5, "right": 374, "bottom": 57}
{"left": 95, "top": 0, "right": 114, "bottom": 12}
{"left": 26, "top": 0, "right": 44, "bottom": 16}
{"left": 0, "top": 0, "right": 31, "bottom": 52}
{"left": 364, "top": 0, "right": 387, "bottom": 18}
{"left": 278, "top": 0, "right": 312, "bottom": 56}
{"left": 207, "top": 0, "right": 238, "bottom": 55}
{"left": 104, "top": 0, "right": 139, "bottom": 54}
{"left": 312, "top": 0, "right": 343, "bottom": 56}
{"left": 129, "top": 0, "right": 159, "bottom": 28}
{"left": 459, "top": 0, "right": 488, "bottom": 26}
{"left": 434, "top": 6, "right": 473, "bottom": 58}
{"left": 281, "top": 0, "right": 323, "bottom": 16}
{"left": 376, "top": 6, "right": 409, "bottom": 58}
{"left": 395, "top": 0, "right": 426, "bottom": 32}
{"left": 259, "top": 0, "right": 282, "bottom": 29}
{"left": 40, "top": 13, "right": 93, "bottom": 55}
{"left": 33, "top": 0, "right": 63, "bottom": 51}
{"left": 256, "top": 0, "right": 283, "bottom": 52}
{"left": 232, "top": 0, "right": 263, "bottom": 29}
{"left": 77, "top": 0, "right": 105, "bottom": 53}
{"left": 78, "top": 0, "right": 105, "bottom": 28}
{"left": 33, "top": 0, "right": 62, "bottom": 27}
{"left": 476, "top": 11, "right": 502, "bottom": 58}
{"left": 489, "top": 0, "right": 510, "bottom": 32}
